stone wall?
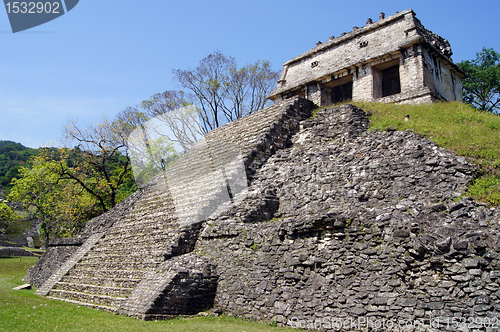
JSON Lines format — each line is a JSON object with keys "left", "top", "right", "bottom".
{"left": 0, "top": 246, "right": 34, "bottom": 257}
{"left": 24, "top": 239, "right": 82, "bottom": 288}
{"left": 422, "top": 48, "right": 464, "bottom": 102}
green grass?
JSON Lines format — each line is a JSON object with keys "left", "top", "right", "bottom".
{"left": 0, "top": 257, "right": 295, "bottom": 332}
{"left": 351, "top": 101, "right": 500, "bottom": 205}
{"left": 20, "top": 247, "right": 45, "bottom": 253}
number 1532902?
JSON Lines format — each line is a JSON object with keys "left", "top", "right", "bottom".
{"left": 5, "top": 2, "right": 61, "bottom": 14}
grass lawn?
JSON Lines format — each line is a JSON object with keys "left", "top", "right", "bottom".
{"left": 0, "top": 257, "right": 296, "bottom": 332}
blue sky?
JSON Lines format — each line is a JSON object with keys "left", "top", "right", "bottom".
{"left": 1, "top": 0, "right": 499, "bottom": 148}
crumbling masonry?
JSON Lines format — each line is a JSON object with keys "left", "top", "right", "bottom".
{"left": 26, "top": 10, "right": 500, "bottom": 332}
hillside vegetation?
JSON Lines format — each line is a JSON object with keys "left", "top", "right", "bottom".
{"left": 353, "top": 101, "right": 500, "bottom": 205}
{"left": 0, "top": 141, "right": 38, "bottom": 192}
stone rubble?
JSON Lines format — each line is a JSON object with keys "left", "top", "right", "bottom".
{"left": 196, "top": 104, "right": 500, "bottom": 331}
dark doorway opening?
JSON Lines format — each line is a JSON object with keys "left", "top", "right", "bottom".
{"left": 331, "top": 81, "right": 353, "bottom": 103}
{"left": 322, "top": 75, "right": 353, "bottom": 105}
{"left": 381, "top": 65, "right": 401, "bottom": 97}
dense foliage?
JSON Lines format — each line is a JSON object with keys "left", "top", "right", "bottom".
{"left": 7, "top": 146, "right": 137, "bottom": 245}
{"left": 0, "top": 141, "right": 38, "bottom": 191}
{"left": 0, "top": 201, "right": 19, "bottom": 237}
{"left": 457, "top": 48, "right": 500, "bottom": 113}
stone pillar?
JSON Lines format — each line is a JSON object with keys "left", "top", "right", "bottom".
{"left": 306, "top": 82, "right": 322, "bottom": 106}
{"left": 400, "top": 45, "right": 426, "bottom": 96}
{"left": 26, "top": 236, "right": 34, "bottom": 248}
{"left": 352, "top": 64, "right": 374, "bottom": 102}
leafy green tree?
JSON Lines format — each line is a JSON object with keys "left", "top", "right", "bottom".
{"left": 0, "top": 201, "right": 19, "bottom": 237}
{"left": 458, "top": 48, "right": 500, "bottom": 113}
{"left": 0, "top": 140, "right": 38, "bottom": 190}
{"left": 8, "top": 160, "right": 97, "bottom": 245}
{"left": 0, "top": 202, "right": 15, "bottom": 221}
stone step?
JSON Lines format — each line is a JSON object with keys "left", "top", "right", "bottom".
{"left": 133, "top": 198, "right": 174, "bottom": 210}
{"left": 79, "top": 253, "right": 165, "bottom": 265}
{"left": 107, "top": 221, "right": 179, "bottom": 234}
{"left": 70, "top": 261, "right": 160, "bottom": 271}
{"left": 171, "top": 186, "right": 226, "bottom": 198}
{"left": 84, "top": 246, "right": 169, "bottom": 258}
{"left": 92, "top": 239, "right": 174, "bottom": 252}
{"left": 60, "top": 275, "right": 141, "bottom": 288}
{"left": 117, "top": 208, "right": 177, "bottom": 221}
{"left": 48, "top": 289, "right": 126, "bottom": 308}
{"left": 130, "top": 205, "right": 175, "bottom": 216}
{"left": 93, "top": 237, "right": 175, "bottom": 250}
{"left": 105, "top": 219, "right": 180, "bottom": 232}
{"left": 54, "top": 282, "right": 134, "bottom": 297}
{"left": 67, "top": 268, "right": 145, "bottom": 279}
{"left": 116, "top": 206, "right": 174, "bottom": 220}
{"left": 108, "top": 212, "right": 177, "bottom": 226}
{"left": 101, "top": 227, "right": 171, "bottom": 241}
{"left": 46, "top": 296, "right": 118, "bottom": 313}
{"left": 107, "top": 219, "right": 166, "bottom": 231}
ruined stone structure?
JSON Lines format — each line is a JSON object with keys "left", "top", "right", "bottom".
{"left": 268, "top": 9, "right": 465, "bottom": 106}
{"left": 26, "top": 11, "right": 500, "bottom": 331}
{"left": 28, "top": 96, "right": 500, "bottom": 330}
{"left": 28, "top": 97, "right": 316, "bottom": 317}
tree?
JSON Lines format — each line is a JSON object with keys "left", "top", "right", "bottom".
{"left": 172, "top": 51, "right": 279, "bottom": 133}
{"left": 0, "top": 202, "right": 15, "bottom": 221}
{"left": 61, "top": 117, "right": 135, "bottom": 212}
{"left": 114, "top": 105, "right": 184, "bottom": 187}
{"left": 0, "top": 201, "right": 18, "bottom": 237}
{"left": 0, "top": 140, "right": 38, "bottom": 190}
{"left": 140, "top": 91, "right": 203, "bottom": 151}
{"left": 127, "top": 134, "right": 181, "bottom": 187}
{"left": 225, "top": 60, "right": 279, "bottom": 120}
{"left": 458, "top": 48, "right": 500, "bottom": 113}
{"left": 8, "top": 160, "right": 97, "bottom": 245}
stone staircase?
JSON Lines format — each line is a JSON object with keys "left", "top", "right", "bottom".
{"left": 44, "top": 178, "right": 180, "bottom": 312}
{"left": 33, "top": 97, "right": 317, "bottom": 317}
{"left": 40, "top": 140, "right": 243, "bottom": 312}
{"left": 37, "top": 137, "right": 245, "bottom": 312}
{"left": 166, "top": 138, "right": 248, "bottom": 225}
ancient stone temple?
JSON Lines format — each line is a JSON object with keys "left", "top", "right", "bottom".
{"left": 27, "top": 96, "right": 500, "bottom": 329}
{"left": 26, "top": 10, "right": 500, "bottom": 331}
{"left": 268, "top": 9, "right": 465, "bottom": 105}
